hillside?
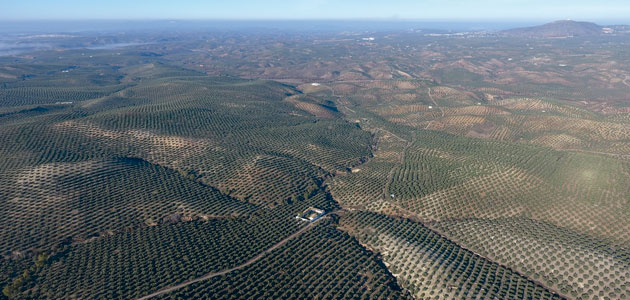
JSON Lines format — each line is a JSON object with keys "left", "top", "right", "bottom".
{"left": 503, "top": 20, "right": 605, "bottom": 38}
{"left": 1, "top": 25, "right": 629, "bottom": 300}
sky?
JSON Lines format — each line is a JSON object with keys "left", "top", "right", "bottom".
{"left": 3, "top": 0, "right": 630, "bottom": 23}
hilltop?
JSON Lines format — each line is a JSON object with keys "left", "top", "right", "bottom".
{"left": 503, "top": 20, "right": 608, "bottom": 37}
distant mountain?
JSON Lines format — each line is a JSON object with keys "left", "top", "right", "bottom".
{"left": 503, "top": 20, "right": 610, "bottom": 38}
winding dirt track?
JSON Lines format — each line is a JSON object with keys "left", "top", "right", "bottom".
{"left": 135, "top": 217, "right": 325, "bottom": 300}
{"left": 558, "top": 148, "right": 630, "bottom": 159}
{"left": 424, "top": 87, "right": 445, "bottom": 130}
{"left": 382, "top": 87, "right": 441, "bottom": 200}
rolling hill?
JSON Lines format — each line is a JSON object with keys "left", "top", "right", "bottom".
{"left": 503, "top": 20, "right": 606, "bottom": 38}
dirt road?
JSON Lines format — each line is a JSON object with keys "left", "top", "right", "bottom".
{"left": 383, "top": 87, "right": 442, "bottom": 200}
{"left": 425, "top": 87, "right": 444, "bottom": 130}
{"left": 135, "top": 217, "right": 325, "bottom": 300}
{"left": 382, "top": 137, "right": 413, "bottom": 200}
{"left": 558, "top": 148, "right": 630, "bottom": 159}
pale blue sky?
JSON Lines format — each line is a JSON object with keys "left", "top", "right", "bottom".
{"left": 3, "top": 0, "right": 630, "bottom": 22}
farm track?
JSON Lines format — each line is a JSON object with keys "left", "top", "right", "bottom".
{"left": 328, "top": 83, "right": 569, "bottom": 298}
{"left": 138, "top": 79, "right": 581, "bottom": 300}
{"left": 353, "top": 198, "right": 571, "bottom": 300}
{"left": 383, "top": 87, "right": 442, "bottom": 200}
{"left": 558, "top": 148, "right": 630, "bottom": 159}
{"left": 344, "top": 199, "right": 571, "bottom": 299}
{"left": 286, "top": 79, "right": 570, "bottom": 298}
{"left": 307, "top": 82, "right": 409, "bottom": 201}
{"left": 265, "top": 78, "right": 426, "bottom": 85}
{"left": 382, "top": 137, "right": 413, "bottom": 200}
{"left": 263, "top": 75, "right": 619, "bottom": 300}
{"left": 624, "top": 75, "right": 630, "bottom": 88}
{"left": 374, "top": 128, "right": 407, "bottom": 143}
{"left": 321, "top": 83, "right": 357, "bottom": 114}
{"left": 135, "top": 216, "right": 328, "bottom": 300}
{"left": 425, "top": 87, "right": 445, "bottom": 130}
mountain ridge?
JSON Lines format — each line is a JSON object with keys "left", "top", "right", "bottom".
{"left": 502, "top": 20, "right": 613, "bottom": 37}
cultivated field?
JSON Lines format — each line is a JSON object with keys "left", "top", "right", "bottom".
{"left": 1, "top": 25, "right": 629, "bottom": 300}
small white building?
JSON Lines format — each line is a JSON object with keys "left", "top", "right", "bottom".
{"left": 296, "top": 207, "right": 325, "bottom": 222}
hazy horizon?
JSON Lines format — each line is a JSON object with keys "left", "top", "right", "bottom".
{"left": 4, "top": 0, "right": 630, "bottom": 22}
{"left": 1, "top": 19, "right": 629, "bottom": 36}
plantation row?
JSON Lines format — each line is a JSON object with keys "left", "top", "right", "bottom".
{"left": 334, "top": 79, "right": 630, "bottom": 156}
{"left": 0, "top": 75, "right": 371, "bottom": 208}
{"left": 329, "top": 128, "right": 408, "bottom": 210}
{"left": 0, "top": 57, "right": 132, "bottom": 88}
{"left": 0, "top": 86, "right": 123, "bottom": 108}
{"left": 490, "top": 114, "right": 630, "bottom": 152}
{"left": 156, "top": 220, "right": 412, "bottom": 300}
{"left": 0, "top": 157, "right": 257, "bottom": 255}
{"left": 325, "top": 78, "right": 629, "bottom": 300}
{"left": 0, "top": 72, "right": 376, "bottom": 298}
{"left": 43, "top": 78, "right": 367, "bottom": 205}
{"left": 340, "top": 211, "right": 566, "bottom": 300}
{"left": 433, "top": 217, "right": 629, "bottom": 300}
{"left": 382, "top": 130, "right": 630, "bottom": 245}
{"left": 329, "top": 101, "right": 629, "bottom": 300}
{"left": 332, "top": 123, "right": 629, "bottom": 244}
{"left": 119, "top": 64, "right": 206, "bottom": 82}
{"left": 494, "top": 98, "right": 596, "bottom": 120}
{"left": 5, "top": 192, "right": 335, "bottom": 300}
